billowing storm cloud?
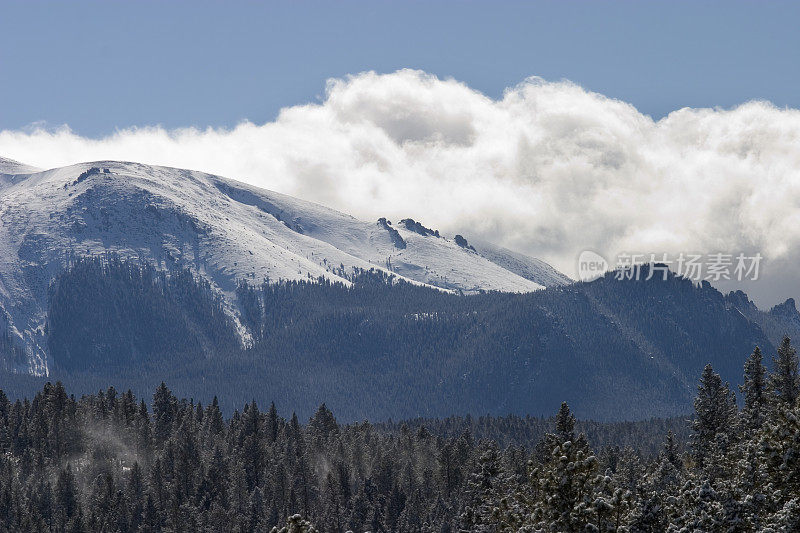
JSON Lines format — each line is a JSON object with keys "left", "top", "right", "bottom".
{"left": 3, "top": 69, "right": 800, "bottom": 306}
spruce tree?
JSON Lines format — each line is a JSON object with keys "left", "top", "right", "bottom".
{"left": 459, "top": 441, "right": 504, "bottom": 532}
{"left": 527, "top": 402, "right": 603, "bottom": 532}
{"left": 555, "top": 401, "right": 576, "bottom": 442}
{"left": 769, "top": 337, "right": 800, "bottom": 407}
{"left": 267, "top": 401, "right": 280, "bottom": 444}
{"left": 741, "top": 346, "right": 767, "bottom": 429}
{"left": 759, "top": 397, "right": 800, "bottom": 504}
{"left": 691, "top": 364, "right": 737, "bottom": 470}
{"left": 152, "top": 383, "right": 176, "bottom": 447}
{"left": 664, "top": 430, "right": 681, "bottom": 469}
{"left": 54, "top": 463, "right": 78, "bottom": 527}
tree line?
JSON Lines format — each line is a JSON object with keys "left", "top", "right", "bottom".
{"left": 1, "top": 337, "right": 800, "bottom": 531}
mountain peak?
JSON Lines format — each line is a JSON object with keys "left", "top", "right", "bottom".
{"left": 725, "top": 289, "right": 759, "bottom": 314}
{"left": 770, "top": 298, "right": 798, "bottom": 317}
{"left": 0, "top": 159, "right": 565, "bottom": 372}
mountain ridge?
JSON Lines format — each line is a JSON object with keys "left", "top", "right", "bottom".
{"left": 0, "top": 158, "right": 568, "bottom": 372}
{"left": 33, "top": 259, "right": 795, "bottom": 421}
{"left": 3, "top": 157, "right": 798, "bottom": 421}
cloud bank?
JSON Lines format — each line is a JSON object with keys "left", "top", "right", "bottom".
{"left": 2, "top": 69, "right": 800, "bottom": 306}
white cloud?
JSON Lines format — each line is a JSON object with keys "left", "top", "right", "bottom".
{"left": 2, "top": 69, "right": 800, "bottom": 306}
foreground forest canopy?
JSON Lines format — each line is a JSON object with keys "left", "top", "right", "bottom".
{"left": 8, "top": 256, "right": 796, "bottom": 421}
{"left": 1, "top": 339, "right": 800, "bottom": 531}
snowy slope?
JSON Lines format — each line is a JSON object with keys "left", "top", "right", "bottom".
{"left": 468, "top": 238, "right": 572, "bottom": 287}
{"left": 0, "top": 159, "right": 568, "bottom": 374}
{"left": 0, "top": 157, "right": 41, "bottom": 175}
{"left": 0, "top": 157, "right": 42, "bottom": 190}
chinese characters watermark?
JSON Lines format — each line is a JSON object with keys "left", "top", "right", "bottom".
{"left": 577, "top": 251, "right": 762, "bottom": 282}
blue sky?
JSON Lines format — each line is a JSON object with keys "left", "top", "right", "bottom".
{"left": 3, "top": 1, "right": 800, "bottom": 305}
{"left": 2, "top": 0, "right": 799, "bottom": 136}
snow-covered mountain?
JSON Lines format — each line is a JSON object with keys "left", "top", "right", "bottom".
{"left": 0, "top": 157, "right": 41, "bottom": 181}
{"left": 0, "top": 158, "right": 570, "bottom": 374}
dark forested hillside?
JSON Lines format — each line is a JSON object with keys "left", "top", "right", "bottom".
{"left": 0, "top": 326, "right": 27, "bottom": 372}
{"left": 47, "top": 256, "right": 239, "bottom": 373}
{"left": 0, "top": 342, "right": 798, "bottom": 531}
{"left": 34, "top": 258, "right": 796, "bottom": 421}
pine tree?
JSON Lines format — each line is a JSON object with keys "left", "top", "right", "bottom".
{"left": 741, "top": 346, "right": 767, "bottom": 429}
{"left": 204, "top": 396, "right": 225, "bottom": 441}
{"left": 555, "top": 401, "right": 576, "bottom": 442}
{"left": 769, "top": 337, "right": 800, "bottom": 408}
{"left": 127, "top": 462, "right": 145, "bottom": 531}
{"left": 629, "top": 495, "right": 667, "bottom": 533}
{"left": 664, "top": 430, "right": 681, "bottom": 469}
{"left": 437, "top": 439, "right": 460, "bottom": 497}
{"left": 309, "top": 403, "right": 338, "bottom": 446}
{"left": 267, "top": 401, "right": 280, "bottom": 444}
{"left": 527, "top": 402, "right": 602, "bottom": 532}
{"left": 459, "top": 441, "right": 504, "bottom": 532}
{"left": 152, "top": 382, "right": 177, "bottom": 447}
{"left": 759, "top": 399, "right": 800, "bottom": 504}
{"left": 671, "top": 479, "right": 728, "bottom": 532}
{"left": 691, "top": 364, "right": 737, "bottom": 471}
{"left": 239, "top": 400, "right": 264, "bottom": 491}
{"left": 54, "top": 463, "right": 78, "bottom": 528}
